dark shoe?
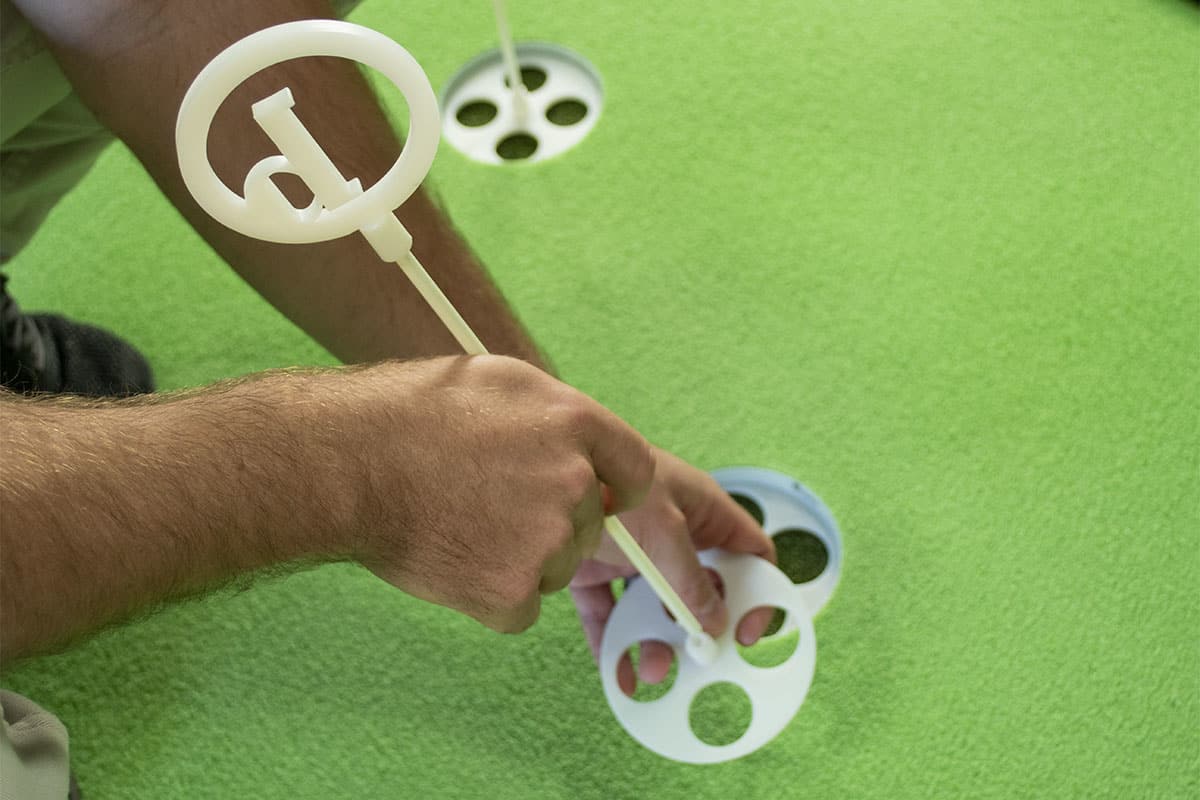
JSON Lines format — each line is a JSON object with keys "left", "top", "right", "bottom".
{"left": 0, "top": 274, "right": 154, "bottom": 397}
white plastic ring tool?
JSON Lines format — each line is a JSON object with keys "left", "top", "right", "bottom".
{"left": 175, "top": 20, "right": 718, "bottom": 664}
{"left": 601, "top": 550, "right": 817, "bottom": 764}
{"left": 599, "top": 469, "right": 842, "bottom": 763}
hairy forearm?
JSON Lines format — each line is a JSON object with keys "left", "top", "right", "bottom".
{"left": 16, "top": 0, "right": 550, "bottom": 369}
{"left": 0, "top": 375, "right": 356, "bottom": 662}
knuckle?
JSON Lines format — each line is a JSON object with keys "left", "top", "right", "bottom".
{"left": 559, "top": 517, "right": 582, "bottom": 550}
{"left": 659, "top": 507, "right": 688, "bottom": 535}
{"left": 697, "top": 471, "right": 723, "bottom": 498}
{"left": 562, "top": 459, "right": 598, "bottom": 504}
{"left": 538, "top": 512, "right": 577, "bottom": 550}
{"left": 464, "top": 353, "right": 501, "bottom": 378}
{"left": 507, "top": 358, "right": 546, "bottom": 388}
{"left": 549, "top": 393, "right": 593, "bottom": 433}
{"left": 496, "top": 575, "right": 537, "bottom": 611}
{"left": 472, "top": 354, "right": 537, "bottom": 387}
{"left": 633, "top": 441, "right": 656, "bottom": 484}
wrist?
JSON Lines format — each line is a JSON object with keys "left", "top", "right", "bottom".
{"left": 278, "top": 364, "right": 417, "bottom": 565}
{"left": 262, "top": 368, "right": 371, "bottom": 564}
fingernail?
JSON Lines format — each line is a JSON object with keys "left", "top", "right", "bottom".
{"left": 601, "top": 484, "right": 615, "bottom": 515}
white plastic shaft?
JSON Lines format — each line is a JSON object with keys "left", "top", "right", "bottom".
{"left": 395, "top": 252, "right": 487, "bottom": 354}
{"left": 491, "top": 0, "right": 529, "bottom": 123}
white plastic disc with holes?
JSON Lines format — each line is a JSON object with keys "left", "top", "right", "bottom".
{"left": 712, "top": 467, "right": 843, "bottom": 616}
{"left": 600, "top": 550, "right": 817, "bottom": 764}
{"left": 440, "top": 42, "right": 602, "bottom": 164}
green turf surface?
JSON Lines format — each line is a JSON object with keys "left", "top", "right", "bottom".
{"left": 3, "top": 1, "right": 1198, "bottom": 797}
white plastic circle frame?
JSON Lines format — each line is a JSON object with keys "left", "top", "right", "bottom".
{"left": 440, "top": 43, "right": 603, "bottom": 165}
{"left": 712, "top": 467, "right": 843, "bottom": 616}
{"left": 175, "top": 20, "right": 440, "bottom": 244}
{"left": 600, "top": 551, "right": 817, "bottom": 764}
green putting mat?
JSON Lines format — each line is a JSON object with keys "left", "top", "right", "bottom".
{"left": 3, "top": 1, "right": 1197, "bottom": 797}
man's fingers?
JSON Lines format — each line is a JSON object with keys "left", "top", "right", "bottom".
{"left": 569, "top": 581, "right": 634, "bottom": 698}
{"left": 540, "top": 522, "right": 585, "bottom": 594}
{"left": 693, "top": 484, "right": 778, "bottom": 645}
{"left": 490, "top": 592, "right": 542, "bottom": 634}
{"left": 542, "top": 483, "right": 606, "bottom": 594}
{"left": 617, "top": 651, "right": 636, "bottom": 696}
{"left": 638, "top": 640, "right": 674, "bottom": 684}
{"left": 645, "top": 513, "right": 729, "bottom": 638}
{"left": 569, "top": 582, "right": 616, "bottom": 661}
{"left": 735, "top": 606, "right": 778, "bottom": 646}
{"left": 674, "top": 467, "right": 775, "bottom": 562}
{"left": 539, "top": 553, "right": 579, "bottom": 594}
{"left": 573, "top": 482, "right": 606, "bottom": 559}
{"left": 582, "top": 405, "right": 655, "bottom": 515}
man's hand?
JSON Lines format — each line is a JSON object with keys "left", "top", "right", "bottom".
{"left": 570, "top": 449, "right": 777, "bottom": 695}
{"left": 351, "top": 356, "right": 655, "bottom": 633}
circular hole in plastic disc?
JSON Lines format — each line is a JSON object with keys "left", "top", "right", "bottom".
{"left": 775, "top": 529, "right": 829, "bottom": 584}
{"left": 546, "top": 98, "right": 587, "bottom": 125}
{"left": 621, "top": 640, "right": 678, "bottom": 702}
{"left": 689, "top": 682, "right": 753, "bottom": 747}
{"left": 735, "top": 606, "right": 799, "bottom": 668}
{"left": 496, "top": 133, "right": 538, "bottom": 160}
{"left": 441, "top": 42, "right": 603, "bottom": 165}
{"left": 455, "top": 99, "right": 498, "bottom": 127}
{"left": 504, "top": 65, "right": 547, "bottom": 90}
{"left": 729, "top": 493, "right": 765, "bottom": 525}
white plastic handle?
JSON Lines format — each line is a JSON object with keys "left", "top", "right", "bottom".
{"left": 175, "top": 20, "right": 440, "bottom": 255}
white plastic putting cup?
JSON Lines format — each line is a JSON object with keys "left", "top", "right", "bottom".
{"left": 441, "top": 42, "right": 603, "bottom": 165}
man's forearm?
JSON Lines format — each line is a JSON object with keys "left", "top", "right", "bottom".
{"left": 17, "top": 0, "right": 550, "bottom": 369}
{"left": 0, "top": 376, "right": 354, "bottom": 662}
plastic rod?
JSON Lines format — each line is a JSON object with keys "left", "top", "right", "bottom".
{"left": 491, "top": 0, "right": 529, "bottom": 123}
{"left": 396, "top": 252, "right": 488, "bottom": 354}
